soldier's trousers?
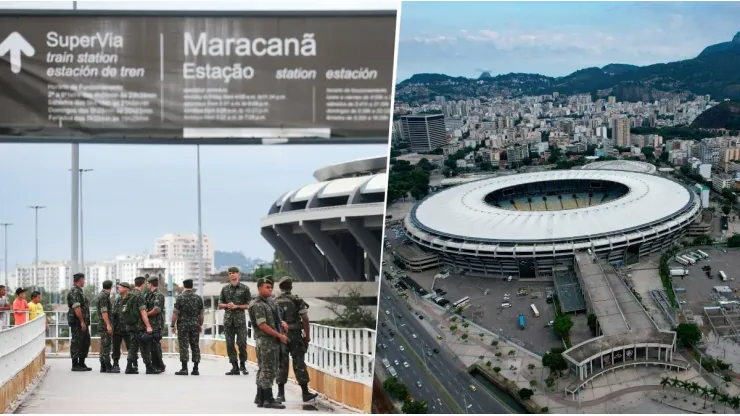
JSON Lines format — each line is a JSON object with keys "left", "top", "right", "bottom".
{"left": 112, "top": 331, "right": 132, "bottom": 362}
{"left": 128, "top": 330, "right": 152, "bottom": 364}
{"left": 224, "top": 325, "right": 247, "bottom": 362}
{"left": 278, "top": 331, "right": 310, "bottom": 385}
{"left": 256, "top": 338, "right": 279, "bottom": 389}
{"left": 99, "top": 328, "right": 112, "bottom": 363}
{"left": 177, "top": 327, "right": 200, "bottom": 363}
{"left": 70, "top": 325, "right": 91, "bottom": 360}
{"left": 152, "top": 332, "right": 163, "bottom": 366}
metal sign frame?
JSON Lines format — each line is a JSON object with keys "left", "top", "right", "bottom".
{"left": 0, "top": 9, "right": 396, "bottom": 145}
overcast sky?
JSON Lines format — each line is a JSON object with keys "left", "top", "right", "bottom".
{"left": 397, "top": 1, "right": 740, "bottom": 80}
{"left": 0, "top": 0, "right": 393, "bottom": 266}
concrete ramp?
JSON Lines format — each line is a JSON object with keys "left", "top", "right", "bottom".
{"left": 18, "top": 357, "right": 335, "bottom": 414}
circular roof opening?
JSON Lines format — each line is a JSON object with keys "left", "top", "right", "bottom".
{"left": 484, "top": 179, "right": 631, "bottom": 211}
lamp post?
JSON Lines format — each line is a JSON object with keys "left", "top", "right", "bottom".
{"left": 78, "top": 168, "right": 93, "bottom": 273}
{"left": 196, "top": 145, "right": 205, "bottom": 295}
{"left": 29, "top": 206, "right": 46, "bottom": 290}
{"left": 0, "top": 223, "right": 11, "bottom": 287}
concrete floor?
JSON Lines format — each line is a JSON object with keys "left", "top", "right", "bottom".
{"left": 17, "top": 356, "right": 332, "bottom": 414}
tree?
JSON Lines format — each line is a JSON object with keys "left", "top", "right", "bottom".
{"left": 699, "top": 385, "right": 711, "bottom": 409}
{"left": 660, "top": 376, "right": 670, "bottom": 390}
{"left": 676, "top": 323, "right": 702, "bottom": 346}
{"left": 729, "top": 234, "right": 740, "bottom": 248}
{"left": 586, "top": 313, "right": 598, "bottom": 335}
{"left": 518, "top": 388, "right": 534, "bottom": 400}
{"left": 402, "top": 399, "right": 428, "bottom": 414}
{"left": 382, "top": 377, "right": 410, "bottom": 401}
{"left": 723, "top": 205, "right": 732, "bottom": 216}
{"left": 553, "top": 315, "right": 574, "bottom": 337}
{"left": 542, "top": 348, "right": 568, "bottom": 376}
{"left": 321, "top": 288, "right": 376, "bottom": 329}
{"left": 693, "top": 234, "right": 713, "bottom": 246}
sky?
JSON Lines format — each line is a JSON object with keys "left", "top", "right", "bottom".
{"left": 397, "top": 1, "right": 740, "bottom": 81}
{"left": 0, "top": 0, "right": 393, "bottom": 266}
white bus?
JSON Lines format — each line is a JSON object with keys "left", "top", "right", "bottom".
{"left": 720, "top": 271, "right": 728, "bottom": 281}
{"left": 676, "top": 257, "right": 689, "bottom": 266}
{"left": 452, "top": 296, "right": 471, "bottom": 309}
{"left": 530, "top": 304, "right": 540, "bottom": 317}
{"left": 697, "top": 250, "right": 709, "bottom": 259}
{"left": 679, "top": 255, "right": 695, "bottom": 265}
{"left": 382, "top": 358, "right": 391, "bottom": 368}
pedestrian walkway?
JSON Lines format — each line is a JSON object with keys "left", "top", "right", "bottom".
{"left": 17, "top": 357, "right": 334, "bottom": 414}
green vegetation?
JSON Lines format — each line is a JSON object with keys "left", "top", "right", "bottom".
{"left": 383, "top": 377, "right": 410, "bottom": 401}
{"left": 387, "top": 157, "right": 432, "bottom": 203}
{"left": 553, "top": 315, "right": 574, "bottom": 338}
{"left": 676, "top": 323, "right": 702, "bottom": 347}
{"left": 401, "top": 399, "right": 428, "bottom": 414}
{"left": 518, "top": 388, "right": 534, "bottom": 400}
{"left": 631, "top": 126, "right": 715, "bottom": 141}
{"left": 586, "top": 313, "right": 598, "bottom": 336}
{"left": 659, "top": 247, "right": 680, "bottom": 307}
{"left": 542, "top": 347, "right": 568, "bottom": 377}
{"left": 728, "top": 234, "right": 740, "bottom": 248}
{"left": 692, "top": 234, "right": 714, "bottom": 246}
{"left": 690, "top": 101, "right": 740, "bottom": 130}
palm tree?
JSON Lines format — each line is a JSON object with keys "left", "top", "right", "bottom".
{"left": 660, "top": 376, "right": 670, "bottom": 390}
{"left": 710, "top": 387, "right": 719, "bottom": 401}
{"left": 718, "top": 393, "right": 730, "bottom": 413}
{"left": 729, "top": 396, "right": 740, "bottom": 412}
{"left": 689, "top": 381, "right": 701, "bottom": 396}
{"left": 700, "top": 386, "right": 711, "bottom": 408}
{"left": 669, "top": 377, "right": 681, "bottom": 388}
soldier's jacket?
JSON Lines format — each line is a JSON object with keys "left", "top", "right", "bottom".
{"left": 112, "top": 296, "right": 125, "bottom": 332}
{"left": 94, "top": 290, "right": 113, "bottom": 326}
{"left": 251, "top": 296, "right": 280, "bottom": 341}
{"left": 67, "top": 286, "right": 91, "bottom": 325}
{"left": 174, "top": 290, "right": 204, "bottom": 331}
{"left": 219, "top": 283, "right": 251, "bottom": 327}
{"left": 123, "top": 291, "right": 147, "bottom": 332}
{"left": 144, "top": 290, "right": 166, "bottom": 332}
{"left": 275, "top": 292, "right": 309, "bottom": 331}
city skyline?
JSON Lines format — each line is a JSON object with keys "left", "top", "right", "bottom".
{"left": 0, "top": 143, "right": 386, "bottom": 266}
{"left": 397, "top": 1, "right": 740, "bottom": 81}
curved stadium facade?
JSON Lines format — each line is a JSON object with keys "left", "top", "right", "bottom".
{"left": 403, "top": 170, "right": 701, "bottom": 278}
{"left": 260, "top": 156, "right": 386, "bottom": 282}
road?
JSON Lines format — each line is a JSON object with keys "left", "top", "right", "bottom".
{"left": 378, "top": 281, "right": 515, "bottom": 414}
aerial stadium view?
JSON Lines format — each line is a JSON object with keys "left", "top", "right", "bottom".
{"left": 374, "top": 1, "right": 740, "bottom": 414}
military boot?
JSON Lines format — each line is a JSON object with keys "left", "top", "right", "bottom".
{"left": 145, "top": 362, "right": 161, "bottom": 374}
{"left": 225, "top": 361, "right": 240, "bottom": 375}
{"left": 111, "top": 360, "right": 121, "bottom": 373}
{"left": 262, "top": 388, "right": 286, "bottom": 409}
{"left": 71, "top": 358, "right": 85, "bottom": 371}
{"left": 175, "top": 361, "right": 189, "bottom": 376}
{"left": 254, "top": 388, "right": 264, "bottom": 407}
{"left": 125, "top": 360, "right": 138, "bottom": 374}
{"left": 240, "top": 360, "right": 249, "bottom": 375}
{"left": 301, "top": 383, "right": 318, "bottom": 402}
{"left": 80, "top": 358, "right": 92, "bottom": 371}
{"left": 191, "top": 362, "right": 200, "bottom": 376}
{"left": 276, "top": 383, "right": 286, "bottom": 403}
{"left": 105, "top": 361, "right": 117, "bottom": 373}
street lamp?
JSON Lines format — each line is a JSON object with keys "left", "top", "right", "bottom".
{"left": 195, "top": 145, "right": 205, "bottom": 295}
{"left": 0, "top": 223, "right": 12, "bottom": 287}
{"left": 28, "top": 206, "right": 46, "bottom": 291}
{"left": 78, "top": 169, "right": 92, "bottom": 273}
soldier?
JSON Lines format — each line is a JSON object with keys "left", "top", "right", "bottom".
{"left": 250, "top": 277, "right": 287, "bottom": 409}
{"left": 172, "top": 278, "right": 204, "bottom": 376}
{"left": 145, "top": 276, "right": 166, "bottom": 372}
{"left": 111, "top": 282, "right": 131, "bottom": 373}
{"left": 218, "top": 266, "right": 251, "bottom": 375}
{"left": 129, "top": 276, "right": 146, "bottom": 371}
{"left": 94, "top": 280, "right": 116, "bottom": 373}
{"left": 122, "top": 277, "right": 158, "bottom": 375}
{"left": 67, "top": 273, "right": 92, "bottom": 371}
{"left": 275, "top": 276, "right": 318, "bottom": 402}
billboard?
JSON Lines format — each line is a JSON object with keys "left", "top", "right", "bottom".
{"left": 0, "top": 10, "right": 396, "bottom": 143}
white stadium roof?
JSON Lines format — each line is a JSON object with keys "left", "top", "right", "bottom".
{"left": 411, "top": 170, "right": 694, "bottom": 242}
{"left": 581, "top": 160, "right": 657, "bottom": 174}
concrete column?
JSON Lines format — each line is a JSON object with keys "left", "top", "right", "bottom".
{"left": 260, "top": 227, "right": 314, "bottom": 282}
{"left": 274, "top": 224, "right": 329, "bottom": 281}
{"left": 345, "top": 218, "right": 381, "bottom": 271}
{"left": 301, "top": 220, "right": 361, "bottom": 281}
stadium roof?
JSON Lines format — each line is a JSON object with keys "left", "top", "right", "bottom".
{"left": 581, "top": 160, "right": 657, "bottom": 174}
{"left": 412, "top": 170, "right": 694, "bottom": 242}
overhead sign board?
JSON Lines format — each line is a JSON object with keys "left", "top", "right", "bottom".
{"left": 0, "top": 11, "right": 396, "bottom": 143}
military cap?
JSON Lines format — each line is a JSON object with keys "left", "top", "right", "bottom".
{"left": 102, "top": 280, "right": 113, "bottom": 286}
{"left": 146, "top": 276, "right": 159, "bottom": 283}
{"left": 182, "top": 278, "right": 193, "bottom": 284}
{"left": 119, "top": 282, "right": 131, "bottom": 289}
{"left": 257, "top": 277, "right": 274, "bottom": 285}
{"left": 227, "top": 266, "right": 240, "bottom": 273}
{"left": 278, "top": 276, "right": 293, "bottom": 285}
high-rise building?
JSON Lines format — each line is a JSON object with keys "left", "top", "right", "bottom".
{"left": 154, "top": 233, "right": 215, "bottom": 277}
{"left": 610, "top": 118, "right": 631, "bottom": 147}
{"left": 400, "top": 114, "right": 447, "bottom": 153}
{"left": 699, "top": 138, "right": 722, "bottom": 168}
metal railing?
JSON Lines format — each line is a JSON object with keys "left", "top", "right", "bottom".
{"left": 40, "top": 310, "right": 376, "bottom": 386}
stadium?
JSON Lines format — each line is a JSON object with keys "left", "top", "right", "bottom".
{"left": 260, "top": 156, "right": 386, "bottom": 282}
{"left": 403, "top": 170, "right": 701, "bottom": 278}
{"left": 581, "top": 160, "right": 658, "bottom": 174}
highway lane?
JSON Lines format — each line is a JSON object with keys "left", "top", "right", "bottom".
{"left": 379, "top": 282, "right": 514, "bottom": 414}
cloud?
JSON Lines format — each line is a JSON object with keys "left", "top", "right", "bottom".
{"left": 403, "top": 35, "right": 457, "bottom": 44}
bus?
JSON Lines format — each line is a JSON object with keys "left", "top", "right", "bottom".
{"left": 452, "top": 296, "right": 471, "bottom": 309}
{"left": 530, "top": 304, "right": 540, "bottom": 317}
{"left": 382, "top": 358, "right": 391, "bottom": 368}
{"left": 679, "top": 255, "right": 695, "bottom": 265}
{"left": 720, "top": 271, "right": 728, "bottom": 281}
{"left": 676, "top": 257, "right": 689, "bottom": 266}
{"left": 697, "top": 250, "right": 709, "bottom": 259}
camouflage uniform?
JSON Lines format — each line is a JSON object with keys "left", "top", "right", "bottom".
{"left": 276, "top": 291, "right": 311, "bottom": 385}
{"left": 174, "top": 289, "right": 203, "bottom": 363}
{"left": 220, "top": 282, "right": 251, "bottom": 364}
{"left": 123, "top": 289, "right": 152, "bottom": 365}
{"left": 67, "top": 285, "right": 91, "bottom": 362}
{"left": 144, "top": 285, "right": 166, "bottom": 368}
{"left": 94, "top": 289, "right": 113, "bottom": 366}
{"left": 111, "top": 293, "right": 132, "bottom": 364}
{"left": 252, "top": 296, "right": 281, "bottom": 389}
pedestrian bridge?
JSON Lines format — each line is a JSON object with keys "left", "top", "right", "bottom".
{"left": 1, "top": 314, "right": 376, "bottom": 413}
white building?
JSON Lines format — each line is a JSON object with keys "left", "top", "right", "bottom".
{"left": 155, "top": 233, "right": 215, "bottom": 276}
{"left": 114, "top": 254, "right": 192, "bottom": 286}
{"left": 14, "top": 262, "right": 69, "bottom": 293}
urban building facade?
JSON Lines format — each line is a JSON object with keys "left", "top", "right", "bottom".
{"left": 400, "top": 114, "right": 447, "bottom": 153}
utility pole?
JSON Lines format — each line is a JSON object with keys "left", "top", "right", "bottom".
{"left": 78, "top": 168, "right": 93, "bottom": 273}
{"left": 0, "top": 223, "right": 11, "bottom": 287}
{"left": 29, "top": 206, "right": 46, "bottom": 291}
{"left": 69, "top": 0, "right": 80, "bottom": 286}
{"left": 196, "top": 145, "right": 205, "bottom": 295}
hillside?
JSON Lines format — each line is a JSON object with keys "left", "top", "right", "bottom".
{"left": 214, "top": 250, "right": 269, "bottom": 271}
{"left": 690, "top": 101, "right": 740, "bottom": 130}
{"left": 396, "top": 32, "right": 740, "bottom": 103}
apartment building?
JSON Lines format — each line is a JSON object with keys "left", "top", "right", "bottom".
{"left": 400, "top": 114, "right": 447, "bottom": 153}
{"left": 155, "top": 233, "right": 215, "bottom": 276}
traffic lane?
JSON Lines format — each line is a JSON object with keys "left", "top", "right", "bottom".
{"left": 382, "top": 288, "right": 512, "bottom": 414}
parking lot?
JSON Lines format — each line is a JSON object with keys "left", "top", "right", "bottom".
{"left": 412, "top": 272, "right": 563, "bottom": 355}
{"left": 674, "top": 248, "right": 740, "bottom": 317}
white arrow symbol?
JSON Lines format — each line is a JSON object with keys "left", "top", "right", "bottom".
{"left": 0, "top": 32, "right": 35, "bottom": 74}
